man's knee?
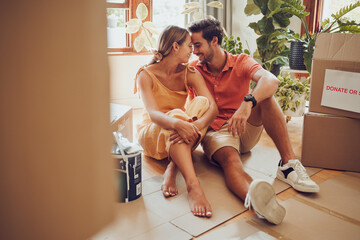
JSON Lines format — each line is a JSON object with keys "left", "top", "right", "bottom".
{"left": 213, "top": 147, "right": 241, "bottom": 168}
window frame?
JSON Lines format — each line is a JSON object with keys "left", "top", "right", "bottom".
{"left": 301, "top": 0, "right": 323, "bottom": 35}
{"left": 107, "top": 0, "right": 153, "bottom": 54}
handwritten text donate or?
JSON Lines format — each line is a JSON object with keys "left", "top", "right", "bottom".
{"left": 321, "top": 69, "right": 360, "bottom": 114}
{"left": 325, "top": 86, "right": 360, "bottom": 95}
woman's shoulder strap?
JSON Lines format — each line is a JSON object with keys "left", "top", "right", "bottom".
{"left": 134, "top": 65, "right": 149, "bottom": 94}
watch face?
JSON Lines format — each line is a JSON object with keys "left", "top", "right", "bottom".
{"left": 245, "top": 94, "right": 253, "bottom": 101}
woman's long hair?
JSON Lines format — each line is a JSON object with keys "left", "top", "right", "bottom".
{"left": 149, "top": 25, "right": 188, "bottom": 65}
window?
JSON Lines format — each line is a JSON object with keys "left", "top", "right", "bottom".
{"left": 302, "top": 0, "right": 360, "bottom": 35}
{"left": 322, "top": 0, "right": 360, "bottom": 22}
{"left": 106, "top": 0, "right": 152, "bottom": 53}
{"left": 106, "top": 0, "right": 186, "bottom": 54}
{"left": 153, "top": 0, "right": 185, "bottom": 32}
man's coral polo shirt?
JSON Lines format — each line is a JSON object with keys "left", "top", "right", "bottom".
{"left": 189, "top": 52, "right": 262, "bottom": 131}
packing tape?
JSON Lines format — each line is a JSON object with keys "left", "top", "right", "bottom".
{"left": 246, "top": 219, "right": 291, "bottom": 240}
{"left": 293, "top": 195, "right": 360, "bottom": 227}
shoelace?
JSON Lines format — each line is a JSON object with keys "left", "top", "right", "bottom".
{"left": 294, "top": 160, "right": 310, "bottom": 180}
{"left": 244, "top": 193, "right": 251, "bottom": 209}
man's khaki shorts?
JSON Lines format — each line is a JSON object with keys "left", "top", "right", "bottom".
{"left": 201, "top": 122, "right": 263, "bottom": 165}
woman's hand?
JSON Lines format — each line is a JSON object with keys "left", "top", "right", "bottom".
{"left": 172, "top": 119, "right": 201, "bottom": 144}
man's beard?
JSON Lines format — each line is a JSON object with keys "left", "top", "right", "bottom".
{"left": 199, "top": 47, "right": 214, "bottom": 64}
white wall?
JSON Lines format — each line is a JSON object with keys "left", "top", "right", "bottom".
{"left": 231, "top": 1, "right": 262, "bottom": 54}
{"left": 109, "top": 54, "right": 152, "bottom": 108}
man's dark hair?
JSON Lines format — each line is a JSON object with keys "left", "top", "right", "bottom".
{"left": 188, "top": 18, "right": 224, "bottom": 45}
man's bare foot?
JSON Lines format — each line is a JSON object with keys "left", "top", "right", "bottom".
{"left": 187, "top": 180, "right": 212, "bottom": 218}
{"left": 161, "top": 161, "right": 178, "bottom": 198}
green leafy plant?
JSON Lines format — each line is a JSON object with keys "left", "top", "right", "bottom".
{"left": 125, "top": 3, "right": 159, "bottom": 52}
{"left": 274, "top": 73, "right": 310, "bottom": 113}
{"left": 244, "top": 0, "right": 309, "bottom": 73}
{"left": 222, "top": 36, "right": 250, "bottom": 55}
{"left": 297, "top": 1, "right": 360, "bottom": 73}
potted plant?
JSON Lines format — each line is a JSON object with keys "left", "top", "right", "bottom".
{"left": 222, "top": 36, "right": 250, "bottom": 55}
{"left": 244, "top": 0, "right": 308, "bottom": 75}
{"left": 274, "top": 73, "right": 310, "bottom": 120}
{"left": 292, "top": 1, "right": 360, "bottom": 73}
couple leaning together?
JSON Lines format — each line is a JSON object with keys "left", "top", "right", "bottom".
{"left": 134, "top": 19, "right": 319, "bottom": 225}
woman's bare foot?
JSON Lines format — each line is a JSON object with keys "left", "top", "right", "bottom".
{"left": 161, "top": 161, "right": 178, "bottom": 198}
{"left": 187, "top": 180, "right": 212, "bottom": 218}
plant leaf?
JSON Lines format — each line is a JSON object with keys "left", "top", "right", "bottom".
{"left": 136, "top": 3, "right": 148, "bottom": 21}
{"left": 143, "top": 21, "right": 159, "bottom": 35}
{"left": 338, "top": 24, "right": 360, "bottom": 33}
{"left": 193, "top": 11, "right": 203, "bottom": 21}
{"left": 125, "top": 18, "right": 142, "bottom": 33}
{"left": 272, "top": 11, "right": 291, "bottom": 27}
{"left": 206, "top": 15, "right": 217, "bottom": 20}
{"left": 184, "top": 2, "right": 200, "bottom": 9}
{"left": 258, "top": 16, "right": 275, "bottom": 34}
{"left": 244, "top": 0, "right": 261, "bottom": 16}
{"left": 268, "top": 0, "right": 281, "bottom": 11}
{"left": 143, "top": 32, "right": 156, "bottom": 49}
{"left": 181, "top": 7, "right": 200, "bottom": 14}
{"left": 134, "top": 31, "right": 146, "bottom": 52}
{"left": 254, "top": 0, "right": 269, "bottom": 15}
{"left": 249, "top": 22, "right": 261, "bottom": 35}
{"left": 207, "top": 1, "right": 223, "bottom": 8}
{"left": 331, "top": 1, "right": 360, "bottom": 20}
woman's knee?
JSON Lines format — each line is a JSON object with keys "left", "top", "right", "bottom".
{"left": 192, "top": 96, "right": 209, "bottom": 108}
{"left": 166, "top": 108, "right": 188, "bottom": 120}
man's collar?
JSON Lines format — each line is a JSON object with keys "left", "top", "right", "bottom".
{"left": 196, "top": 51, "right": 235, "bottom": 73}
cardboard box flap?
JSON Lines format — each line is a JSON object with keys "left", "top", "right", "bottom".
{"left": 313, "top": 33, "right": 360, "bottom": 62}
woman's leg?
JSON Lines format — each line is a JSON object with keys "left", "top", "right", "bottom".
{"left": 161, "top": 161, "right": 178, "bottom": 197}
{"left": 159, "top": 99, "right": 209, "bottom": 200}
{"left": 168, "top": 140, "right": 212, "bottom": 217}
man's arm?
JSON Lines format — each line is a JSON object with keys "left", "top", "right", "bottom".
{"left": 227, "top": 69, "right": 279, "bottom": 137}
{"left": 187, "top": 69, "right": 218, "bottom": 130}
{"left": 251, "top": 68, "right": 280, "bottom": 103}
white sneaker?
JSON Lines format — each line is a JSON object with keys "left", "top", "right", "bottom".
{"left": 277, "top": 159, "right": 320, "bottom": 193}
{"left": 244, "top": 180, "right": 286, "bottom": 225}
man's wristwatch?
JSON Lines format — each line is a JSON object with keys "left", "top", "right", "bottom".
{"left": 244, "top": 94, "right": 257, "bottom": 108}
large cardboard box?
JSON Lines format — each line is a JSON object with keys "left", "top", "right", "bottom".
{"left": 301, "top": 112, "right": 360, "bottom": 172}
{"left": 110, "top": 103, "right": 133, "bottom": 141}
{"left": 309, "top": 33, "right": 360, "bottom": 119}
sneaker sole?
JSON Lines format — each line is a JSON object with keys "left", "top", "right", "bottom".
{"left": 276, "top": 173, "right": 320, "bottom": 193}
{"left": 250, "top": 181, "right": 286, "bottom": 225}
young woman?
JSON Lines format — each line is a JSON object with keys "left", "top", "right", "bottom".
{"left": 135, "top": 26, "right": 218, "bottom": 218}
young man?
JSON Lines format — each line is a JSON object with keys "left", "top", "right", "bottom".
{"left": 187, "top": 19, "right": 319, "bottom": 224}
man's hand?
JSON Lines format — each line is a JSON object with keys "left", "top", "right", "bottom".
{"left": 227, "top": 101, "right": 252, "bottom": 137}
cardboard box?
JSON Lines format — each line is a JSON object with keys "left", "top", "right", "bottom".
{"left": 301, "top": 112, "right": 360, "bottom": 172}
{"left": 309, "top": 33, "right": 360, "bottom": 119}
{"left": 110, "top": 103, "right": 133, "bottom": 141}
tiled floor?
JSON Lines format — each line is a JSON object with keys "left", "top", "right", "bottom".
{"left": 94, "top": 109, "right": 360, "bottom": 240}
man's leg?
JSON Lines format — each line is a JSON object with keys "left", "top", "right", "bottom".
{"left": 247, "top": 96, "right": 296, "bottom": 163}
{"left": 211, "top": 146, "right": 285, "bottom": 225}
{"left": 249, "top": 96, "right": 319, "bottom": 193}
{"left": 212, "top": 147, "right": 252, "bottom": 200}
